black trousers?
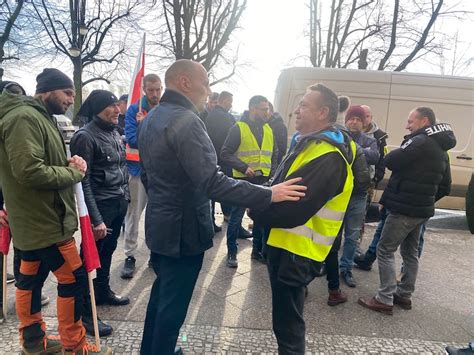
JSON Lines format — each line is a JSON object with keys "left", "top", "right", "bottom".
{"left": 267, "top": 246, "right": 306, "bottom": 355}
{"left": 93, "top": 197, "right": 128, "bottom": 289}
{"left": 140, "top": 252, "right": 204, "bottom": 355}
{"left": 83, "top": 197, "right": 128, "bottom": 315}
{"left": 325, "top": 232, "right": 342, "bottom": 291}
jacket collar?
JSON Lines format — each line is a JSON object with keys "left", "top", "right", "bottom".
{"left": 241, "top": 110, "right": 266, "bottom": 127}
{"left": 404, "top": 127, "right": 427, "bottom": 140}
{"left": 160, "top": 89, "right": 198, "bottom": 114}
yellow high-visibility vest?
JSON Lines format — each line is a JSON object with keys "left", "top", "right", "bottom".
{"left": 233, "top": 121, "right": 274, "bottom": 178}
{"left": 267, "top": 139, "right": 355, "bottom": 262}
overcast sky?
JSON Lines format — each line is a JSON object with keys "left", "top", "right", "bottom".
{"left": 4, "top": 0, "right": 473, "bottom": 113}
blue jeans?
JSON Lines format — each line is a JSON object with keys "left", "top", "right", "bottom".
{"left": 340, "top": 193, "right": 368, "bottom": 272}
{"left": 368, "top": 208, "right": 426, "bottom": 259}
{"left": 226, "top": 206, "right": 246, "bottom": 254}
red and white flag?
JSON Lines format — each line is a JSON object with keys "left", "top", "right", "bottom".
{"left": 74, "top": 183, "right": 100, "bottom": 273}
{"left": 0, "top": 221, "right": 10, "bottom": 255}
{"left": 127, "top": 33, "right": 146, "bottom": 108}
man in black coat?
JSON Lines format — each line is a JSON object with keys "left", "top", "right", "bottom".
{"left": 137, "top": 59, "right": 306, "bottom": 355}
{"left": 70, "top": 90, "right": 131, "bottom": 336}
{"left": 358, "top": 107, "right": 456, "bottom": 315}
{"left": 204, "top": 91, "right": 235, "bottom": 229}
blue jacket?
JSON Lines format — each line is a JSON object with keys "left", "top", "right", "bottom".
{"left": 138, "top": 89, "right": 272, "bottom": 257}
{"left": 125, "top": 96, "right": 152, "bottom": 176}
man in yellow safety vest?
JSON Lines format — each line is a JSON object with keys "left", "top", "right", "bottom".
{"left": 250, "top": 84, "right": 356, "bottom": 354}
{"left": 221, "top": 95, "right": 279, "bottom": 268}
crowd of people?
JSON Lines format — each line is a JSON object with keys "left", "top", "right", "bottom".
{"left": 0, "top": 58, "right": 465, "bottom": 355}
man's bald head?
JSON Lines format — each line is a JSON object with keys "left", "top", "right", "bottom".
{"left": 165, "top": 59, "right": 199, "bottom": 86}
{"left": 164, "top": 59, "right": 211, "bottom": 111}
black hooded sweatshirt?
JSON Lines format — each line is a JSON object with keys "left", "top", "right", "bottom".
{"left": 380, "top": 123, "right": 456, "bottom": 218}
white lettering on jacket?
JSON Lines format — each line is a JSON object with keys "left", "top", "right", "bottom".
{"left": 401, "top": 139, "right": 413, "bottom": 149}
{"left": 425, "top": 123, "right": 453, "bottom": 136}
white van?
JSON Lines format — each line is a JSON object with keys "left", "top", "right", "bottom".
{"left": 273, "top": 67, "right": 474, "bottom": 210}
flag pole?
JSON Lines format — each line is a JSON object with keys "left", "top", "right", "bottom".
{"left": 74, "top": 183, "right": 102, "bottom": 351}
{"left": 138, "top": 33, "right": 146, "bottom": 114}
{"left": 87, "top": 273, "right": 100, "bottom": 349}
{"left": 2, "top": 254, "right": 6, "bottom": 321}
{"left": 138, "top": 77, "right": 143, "bottom": 114}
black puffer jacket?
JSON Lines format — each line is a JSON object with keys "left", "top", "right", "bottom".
{"left": 380, "top": 123, "right": 456, "bottom": 218}
{"left": 70, "top": 116, "right": 130, "bottom": 225}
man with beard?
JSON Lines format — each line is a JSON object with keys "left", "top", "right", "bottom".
{"left": 0, "top": 68, "right": 111, "bottom": 354}
{"left": 70, "top": 90, "right": 131, "bottom": 337}
{"left": 121, "top": 74, "right": 162, "bottom": 279}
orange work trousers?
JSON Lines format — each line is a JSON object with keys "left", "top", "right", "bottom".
{"left": 14, "top": 238, "right": 87, "bottom": 351}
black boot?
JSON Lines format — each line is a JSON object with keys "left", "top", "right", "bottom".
{"left": 251, "top": 250, "right": 266, "bottom": 264}
{"left": 354, "top": 251, "right": 376, "bottom": 271}
{"left": 237, "top": 226, "right": 252, "bottom": 239}
{"left": 227, "top": 252, "right": 238, "bottom": 268}
{"left": 82, "top": 315, "right": 113, "bottom": 337}
{"left": 120, "top": 256, "right": 136, "bottom": 279}
{"left": 95, "top": 288, "right": 130, "bottom": 306}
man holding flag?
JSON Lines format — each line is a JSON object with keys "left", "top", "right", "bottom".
{"left": 121, "top": 73, "right": 163, "bottom": 279}
{"left": 71, "top": 90, "right": 131, "bottom": 337}
{"left": 0, "top": 68, "right": 111, "bottom": 354}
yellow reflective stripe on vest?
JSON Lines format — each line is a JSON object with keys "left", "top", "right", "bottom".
{"left": 233, "top": 121, "right": 274, "bottom": 178}
{"left": 237, "top": 150, "right": 273, "bottom": 157}
{"left": 316, "top": 206, "right": 346, "bottom": 221}
{"left": 283, "top": 225, "right": 336, "bottom": 246}
{"left": 267, "top": 139, "right": 355, "bottom": 262}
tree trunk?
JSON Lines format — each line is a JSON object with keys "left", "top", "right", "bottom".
{"left": 72, "top": 56, "right": 83, "bottom": 125}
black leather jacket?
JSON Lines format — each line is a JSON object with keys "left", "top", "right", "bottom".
{"left": 70, "top": 116, "right": 130, "bottom": 225}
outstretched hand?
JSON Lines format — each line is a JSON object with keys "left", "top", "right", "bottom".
{"left": 270, "top": 177, "right": 307, "bottom": 203}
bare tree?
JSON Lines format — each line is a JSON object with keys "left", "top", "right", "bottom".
{"left": 308, "top": 0, "right": 473, "bottom": 72}
{"left": 154, "top": 0, "right": 247, "bottom": 85}
{"left": 0, "top": 0, "right": 24, "bottom": 81}
{"left": 30, "top": 0, "right": 146, "bottom": 119}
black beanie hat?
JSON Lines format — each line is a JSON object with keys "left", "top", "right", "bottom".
{"left": 35, "top": 68, "right": 74, "bottom": 94}
{"left": 78, "top": 90, "right": 118, "bottom": 122}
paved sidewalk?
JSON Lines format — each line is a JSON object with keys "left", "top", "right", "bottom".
{"left": 1, "top": 213, "right": 473, "bottom": 354}
{"left": 0, "top": 317, "right": 464, "bottom": 354}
